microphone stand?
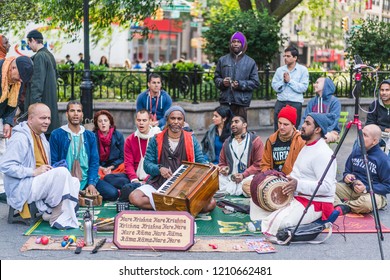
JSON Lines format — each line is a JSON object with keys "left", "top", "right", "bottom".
{"left": 288, "top": 56, "right": 384, "bottom": 260}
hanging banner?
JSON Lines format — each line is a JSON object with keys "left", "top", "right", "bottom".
{"left": 366, "top": 0, "right": 373, "bottom": 10}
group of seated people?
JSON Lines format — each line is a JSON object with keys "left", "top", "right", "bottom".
{"left": 0, "top": 77, "right": 389, "bottom": 241}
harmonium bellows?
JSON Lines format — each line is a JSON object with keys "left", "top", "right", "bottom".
{"left": 152, "top": 161, "right": 219, "bottom": 217}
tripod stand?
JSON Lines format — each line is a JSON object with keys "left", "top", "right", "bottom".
{"left": 289, "top": 55, "right": 385, "bottom": 260}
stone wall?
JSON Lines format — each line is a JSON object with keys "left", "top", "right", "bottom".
{"left": 58, "top": 98, "right": 372, "bottom": 135}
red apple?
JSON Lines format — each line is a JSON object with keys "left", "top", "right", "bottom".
{"left": 40, "top": 236, "right": 49, "bottom": 245}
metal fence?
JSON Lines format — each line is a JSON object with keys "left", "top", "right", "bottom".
{"left": 57, "top": 64, "right": 390, "bottom": 103}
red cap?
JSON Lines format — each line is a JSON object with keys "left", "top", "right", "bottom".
{"left": 278, "top": 105, "right": 297, "bottom": 125}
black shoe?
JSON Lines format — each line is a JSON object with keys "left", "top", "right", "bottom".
{"left": 335, "top": 204, "right": 351, "bottom": 215}
{"left": 0, "top": 192, "right": 7, "bottom": 204}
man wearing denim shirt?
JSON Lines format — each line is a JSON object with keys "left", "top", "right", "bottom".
{"left": 272, "top": 45, "right": 309, "bottom": 131}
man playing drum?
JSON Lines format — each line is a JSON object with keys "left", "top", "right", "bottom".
{"left": 242, "top": 105, "right": 305, "bottom": 198}
{"left": 250, "top": 113, "right": 338, "bottom": 237}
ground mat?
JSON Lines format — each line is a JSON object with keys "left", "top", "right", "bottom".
{"left": 21, "top": 236, "right": 276, "bottom": 253}
{"left": 25, "top": 199, "right": 390, "bottom": 238}
{"left": 328, "top": 212, "right": 390, "bottom": 233}
{"left": 24, "top": 197, "right": 255, "bottom": 237}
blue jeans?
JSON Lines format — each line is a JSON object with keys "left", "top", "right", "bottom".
{"left": 104, "top": 173, "right": 130, "bottom": 188}
{"left": 96, "top": 179, "right": 118, "bottom": 201}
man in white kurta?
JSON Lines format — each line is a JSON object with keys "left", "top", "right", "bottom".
{"left": 0, "top": 103, "right": 79, "bottom": 229}
{"left": 250, "top": 113, "right": 337, "bottom": 236}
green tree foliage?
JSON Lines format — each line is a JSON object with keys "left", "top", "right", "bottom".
{"left": 0, "top": 0, "right": 168, "bottom": 43}
{"left": 346, "top": 19, "right": 390, "bottom": 69}
{"left": 203, "top": 9, "right": 283, "bottom": 67}
{"left": 295, "top": 0, "right": 343, "bottom": 50}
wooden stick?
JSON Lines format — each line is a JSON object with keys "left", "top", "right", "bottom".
{"left": 94, "top": 217, "right": 114, "bottom": 226}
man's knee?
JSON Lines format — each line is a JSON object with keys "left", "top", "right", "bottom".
{"left": 51, "top": 166, "right": 70, "bottom": 177}
{"left": 353, "top": 194, "right": 374, "bottom": 213}
{"left": 129, "top": 189, "right": 144, "bottom": 205}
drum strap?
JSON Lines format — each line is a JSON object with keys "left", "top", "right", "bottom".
{"left": 297, "top": 192, "right": 333, "bottom": 198}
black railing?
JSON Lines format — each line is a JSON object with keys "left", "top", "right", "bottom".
{"left": 57, "top": 64, "right": 390, "bottom": 103}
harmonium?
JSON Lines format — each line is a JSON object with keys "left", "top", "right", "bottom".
{"left": 152, "top": 161, "right": 219, "bottom": 217}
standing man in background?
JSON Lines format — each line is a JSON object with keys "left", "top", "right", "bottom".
{"left": 25, "top": 29, "right": 59, "bottom": 139}
{"left": 136, "top": 73, "right": 172, "bottom": 130}
{"left": 214, "top": 31, "right": 260, "bottom": 120}
{"left": 272, "top": 45, "right": 309, "bottom": 131}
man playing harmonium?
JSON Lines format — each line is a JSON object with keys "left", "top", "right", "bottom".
{"left": 129, "top": 106, "right": 217, "bottom": 212}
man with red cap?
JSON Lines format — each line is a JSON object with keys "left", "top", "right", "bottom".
{"left": 214, "top": 31, "right": 260, "bottom": 120}
{"left": 260, "top": 105, "right": 305, "bottom": 175}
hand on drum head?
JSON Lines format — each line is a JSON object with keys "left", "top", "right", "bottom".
{"left": 282, "top": 177, "right": 297, "bottom": 195}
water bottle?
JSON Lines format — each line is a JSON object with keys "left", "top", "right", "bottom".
{"left": 93, "top": 225, "right": 97, "bottom": 242}
{"left": 83, "top": 209, "right": 94, "bottom": 246}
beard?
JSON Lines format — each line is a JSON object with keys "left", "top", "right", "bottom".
{"left": 300, "top": 129, "right": 314, "bottom": 141}
{"left": 168, "top": 123, "right": 183, "bottom": 133}
{"left": 300, "top": 133, "right": 311, "bottom": 141}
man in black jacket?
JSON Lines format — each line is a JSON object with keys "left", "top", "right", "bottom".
{"left": 366, "top": 79, "right": 390, "bottom": 133}
{"left": 25, "top": 29, "right": 59, "bottom": 138}
{"left": 366, "top": 79, "right": 390, "bottom": 150}
{"left": 214, "top": 32, "right": 260, "bottom": 120}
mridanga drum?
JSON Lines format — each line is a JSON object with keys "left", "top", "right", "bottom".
{"left": 250, "top": 170, "right": 292, "bottom": 212}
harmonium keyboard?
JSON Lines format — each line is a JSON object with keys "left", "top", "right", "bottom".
{"left": 152, "top": 161, "right": 219, "bottom": 217}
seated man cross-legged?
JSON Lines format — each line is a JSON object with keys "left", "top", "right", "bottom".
{"left": 260, "top": 105, "right": 305, "bottom": 175}
{"left": 250, "top": 113, "right": 338, "bottom": 237}
{"left": 334, "top": 124, "right": 390, "bottom": 215}
{"left": 129, "top": 106, "right": 216, "bottom": 212}
{"left": 50, "top": 101, "right": 117, "bottom": 201}
{"left": 218, "top": 115, "right": 264, "bottom": 196}
{"left": 0, "top": 103, "right": 79, "bottom": 229}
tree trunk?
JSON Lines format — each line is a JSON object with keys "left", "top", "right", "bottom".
{"left": 238, "top": 0, "right": 253, "bottom": 11}
{"left": 244, "top": 0, "right": 304, "bottom": 21}
{"left": 271, "top": 0, "right": 303, "bottom": 21}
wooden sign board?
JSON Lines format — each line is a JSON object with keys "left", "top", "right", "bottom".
{"left": 113, "top": 210, "right": 194, "bottom": 251}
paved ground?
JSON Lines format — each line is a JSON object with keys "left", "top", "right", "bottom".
{"left": 1, "top": 126, "right": 390, "bottom": 261}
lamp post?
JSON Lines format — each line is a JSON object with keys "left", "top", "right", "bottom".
{"left": 80, "top": 0, "right": 93, "bottom": 120}
{"left": 294, "top": 24, "right": 302, "bottom": 45}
